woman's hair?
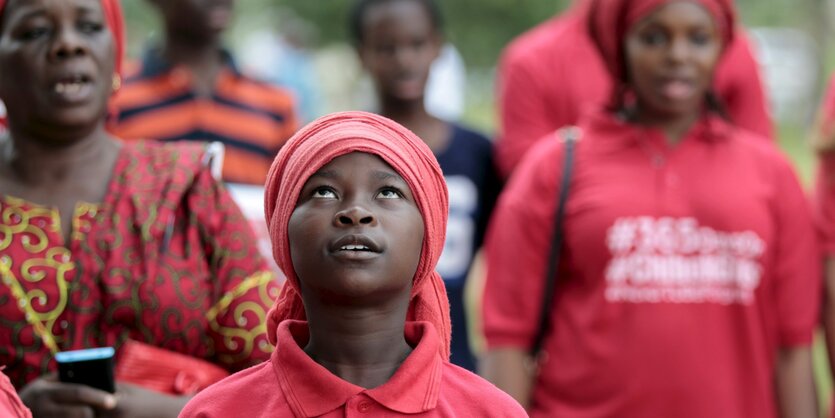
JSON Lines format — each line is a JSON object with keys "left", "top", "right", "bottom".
{"left": 349, "top": 0, "right": 443, "bottom": 45}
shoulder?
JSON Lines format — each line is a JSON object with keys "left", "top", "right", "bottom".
{"left": 728, "top": 127, "right": 798, "bottom": 177}
{"left": 112, "top": 141, "right": 217, "bottom": 199}
{"left": 501, "top": 13, "right": 587, "bottom": 72}
{"left": 180, "top": 361, "right": 289, "bottom": 417}
{"left": 437, "top": 363, "right": 527, "bottom": 416}
{"left": 721, "top": 121, "right": 785, "bottom": 160}
{"left": 222, "top": 72, "right": 297, "bottom": 112}
{"left": 449, "top": 123, "right": 492, "bottom": 151}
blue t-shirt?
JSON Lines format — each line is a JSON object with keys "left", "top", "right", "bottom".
{"left": 435, "top": 123, "right": 500, "bottom": 371}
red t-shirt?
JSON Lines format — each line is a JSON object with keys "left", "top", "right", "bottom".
{"left": 483, "top": 110, "right": 819, "bottom": 417}
{"left": 495, "top": 2, "right": 773, "bottom": 178}
{"left": 0, "top": 370, "right": 29, "bottom": 418}
{"left": 180, "top": 320, "right": 526, "bottom": 417}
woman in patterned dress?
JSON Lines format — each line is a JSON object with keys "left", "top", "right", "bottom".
{"left": 0, "top": 0, "right": 279, "bottom": 416}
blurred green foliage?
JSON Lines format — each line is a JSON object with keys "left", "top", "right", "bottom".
{"left": 122, "top": 0, "right": 832, "bottom": 69}
{"left": 272, "top": 0, "right": 567, "bottom": 67}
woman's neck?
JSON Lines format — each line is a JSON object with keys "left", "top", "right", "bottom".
{"left": 3, "top": 123, "right": 116, "bottom": 186}
{"left": 162, "top": 34, "right": 223, "bottom": 97}
{"left": 380, "top": 98, "right": 449, "bottom": 152}
{"left": 303, "top": 300, "right": 413, "bottom": 389}
{"left": 630, "top": 106, "right": 701, "bottom": 145}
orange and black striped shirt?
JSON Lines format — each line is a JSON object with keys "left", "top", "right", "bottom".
{"left": 110, "top": 49, "right": 298, "bottom": 185}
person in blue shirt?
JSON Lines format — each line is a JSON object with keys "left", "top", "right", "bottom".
{"left": 350, "top": 0, "right": 500, "bottom": 371}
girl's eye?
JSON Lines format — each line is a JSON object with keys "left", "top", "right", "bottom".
{"left": 21, "top": 27, "right": 49, "bottom": 40}
{"left": 312, "top": 187, "right": 337, "bottom": 199}
{"left": 689, "top": 32, "right": 711, "bottom": 46}
{"left": 375, "top": 44, "right": 396, "bottom": 56}
{"left": 78, "top": 21, "right": 104, "bottom": 34}
{"left": 378, "top": 188, "right": 403, "bottom": 199}
{"left": 640, "top": 31, "right": 667, "bottom": 46}
{"left": 411, "top": 38, "right": 428, "bottom": 50}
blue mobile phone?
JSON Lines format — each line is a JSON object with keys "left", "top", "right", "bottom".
{"left": 55, "top": 347, "right": 116, "bottom": 393}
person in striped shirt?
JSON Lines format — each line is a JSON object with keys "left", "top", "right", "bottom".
{"left": 109, "top": 0, "right": 298, "bottom": 185}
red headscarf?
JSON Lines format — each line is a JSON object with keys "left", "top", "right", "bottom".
{"left": 0, "top": 0, "right": 124, "bottom": 126}
{"left": 264, "top": 111, "right": 452, "bottom": 360}
{"left": 588, "top": 0, "right": 736, "bottom": 84}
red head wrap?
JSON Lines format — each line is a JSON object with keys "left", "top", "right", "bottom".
{"left": 0, "top": 0, "right": 124, "bottom": 127}
{"left": 264, "top": 111, "right": 452, "bottom": 360}
{"left": 589, "top": 0, "right": 736, "bottom": 84}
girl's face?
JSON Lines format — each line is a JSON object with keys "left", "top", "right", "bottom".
{"left": 0, "top": 0, "right": 115, "bottom": 136}
{"left": 357, "top": 0, "right": 441, "bottom": 103}
{"left": 288, "top": 152, "right": 425, "bottom": 304}
{"left": 624, "top": 1, "right": 722, "bottom": 120}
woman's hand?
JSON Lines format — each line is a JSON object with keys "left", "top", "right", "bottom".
{"left": 19, "top": 374, "right": 116, "bottom": 418}
{"left": 98, "top": 382, "right": 191, "bottom": 418}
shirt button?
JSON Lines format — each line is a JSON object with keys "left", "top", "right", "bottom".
{"left": 357, "top": 401, "right": 372, "bottom": 413}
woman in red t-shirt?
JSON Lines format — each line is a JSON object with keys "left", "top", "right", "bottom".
{"left": 481, "top": 0, "right": 819, "bottom": 417}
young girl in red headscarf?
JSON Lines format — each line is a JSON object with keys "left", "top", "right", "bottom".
{"left": 179, "top": 111, "right": 526, "bottom": 417}
{"left": 481, "top": 0, "right": 820, "bottom": 417}
{"left": 0, "top": 0, "right": 278, "bottom": 416}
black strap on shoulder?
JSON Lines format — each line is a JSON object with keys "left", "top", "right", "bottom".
{"left": 530, "top": 127, "right": 579, "bottom": 358}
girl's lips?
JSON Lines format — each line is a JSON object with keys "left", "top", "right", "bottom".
{"left": 660, "top": 79, "right": 696, "bottom": 101}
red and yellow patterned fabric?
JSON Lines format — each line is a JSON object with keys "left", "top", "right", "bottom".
{"left": 0, "top": 141, "right": 279, "bottom": 389}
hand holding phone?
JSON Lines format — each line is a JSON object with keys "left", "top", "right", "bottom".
{"left": 56, "top": 347, "right": 116, "bottom": 394}
{"left": 18, "top": 374, "right": 117, "bottom": 417}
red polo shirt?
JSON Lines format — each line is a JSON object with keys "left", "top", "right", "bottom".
{"left": 179, "top": 320, "right": 525, "bottom": 417}
{"left": 495, "top": 2, "right": 773, "bottom": 178}
{"left": 483, "top": 110, "right": 819, "bottom": 418}
{"left": 0, "top": 370, "right": 29, "bottom": 418}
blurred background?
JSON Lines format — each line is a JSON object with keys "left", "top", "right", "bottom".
{"left": 122, "top": 0, "right": 835, "bottom": 410}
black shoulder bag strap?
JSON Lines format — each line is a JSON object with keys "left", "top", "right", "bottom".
{"left": 530, "top": 126, "right": 580, "bottom": 358}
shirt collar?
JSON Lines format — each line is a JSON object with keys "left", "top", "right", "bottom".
{"left": 271, "top": 320, "right": 444, "bottom": 417}
{"left": 581, "top": 107, "right": 735, "bottom": 153}
{"left": 137, "top": 45, "right": 242, "bottom": 80}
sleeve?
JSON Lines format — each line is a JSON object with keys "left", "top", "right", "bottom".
{"left": 482, "top": 136, "right": 564, "bottom": 349}
{"left": 191, "top": 166, "right": 281, "bottom": 371}
{"left": 495, "top": 48, "right": 559, "bottom": 179}
{"left": 0, "top": 369, "right": 30, "bottom": 418}
{"left": 772, "top": 156, "right": 821, "bottom": 347}
{"left": 814, "top": 153, "right": 835, "bottom": 255}
{"left": 714, "top": 30, "right": 774, "bottom": 140}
